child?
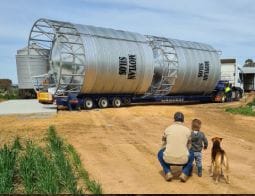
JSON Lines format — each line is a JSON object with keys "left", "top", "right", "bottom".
{"left": 191, "top": 119, "right": 208, "bottom": 177}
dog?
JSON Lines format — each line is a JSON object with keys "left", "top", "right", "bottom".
{"left": 210, "top": 137, "right": 230, "bottom": 184}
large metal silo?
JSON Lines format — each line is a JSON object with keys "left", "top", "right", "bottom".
{"left": 146, "top": 36, "right": 220, "bottom": 96}
{"left": 27, "top": 18, "right": 220, "bottom": 97}
{"left": 29, "top": 19, "right": 154, "bottom": 95}
{"left": 16, "top": 44, "right": 49, "bottom": 89}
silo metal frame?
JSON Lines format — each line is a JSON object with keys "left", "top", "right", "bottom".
{"left": 28, "top": 18, "right": 86, "bottom": 95}
{"left": 145, "top": 35, "right": 179, "bottom": 96}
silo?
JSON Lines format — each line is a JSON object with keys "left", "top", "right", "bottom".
{"left": 16, "top": 44, "right": 49, "bottom": 90}
{"left": 28, "top": 19, "right": 154, "bottom": 95}
{"left": 28, "top": 18, "right": 220, "bottom": 97}
{"left": 146, "top": 36, "right": 220, "bottom": 96}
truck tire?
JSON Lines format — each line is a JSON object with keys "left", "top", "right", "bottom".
{"left": 98, "top": 97, "right": 109, "bottom": 108}
{"left": 84, "top": 98, "right": 94, "bottom": 109}
{"left": 123, "top": 97, "right": 131, "bottom": 106}
{"left": 235, "top": 91, "right": 241, "bottom": 101}
{"left": 215, "top": 91, "right": 226, "bottom": 103}
{"left": 112, "top": 97, "right": 122, "bottom": 108}
{"left": 221, "top": 95, "right": 226, "bottom": 103}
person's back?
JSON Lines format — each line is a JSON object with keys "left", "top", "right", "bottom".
{"left": 164, "top": 123, "right": 191, "bottom": 164}
{"left": 158, "top": 112, "right": 194, "bottom": 183}
{"left": 190, "top": 119, "right": 208, "bottom": 177}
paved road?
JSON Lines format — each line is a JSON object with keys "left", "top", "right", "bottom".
{"left": 0, "top": 99, "right": 56, "bottom": 115}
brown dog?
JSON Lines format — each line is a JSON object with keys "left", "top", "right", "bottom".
{"left": 210, "top": 137, "right": 230, "bottom": 184}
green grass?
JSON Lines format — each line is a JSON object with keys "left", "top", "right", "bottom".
{"left": 0, "top": 126, "right": 102, "bottom": 194}
{"left": 47, "top": 126, "right": 80, "bottom": 194}
{"left": 67, "top": 144, "right": 102, "bottom": 194}
{"left": 19, "top": 141, "right": 59, "bottom": 194}
{"left": 0, "top": 137, "right": 21, "bottom": 193}
{"left": 226, "top": 98, "right": 255, "bottom": 116}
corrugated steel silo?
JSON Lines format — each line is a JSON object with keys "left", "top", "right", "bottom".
{"left": 16, "top": 44, "right": 49, "bottom": 89}
{"left": 28, "top": 19, "right": 155, "bottom": 95}
{"left": 27, "top": 18, "right": 220, "bottom": 97}
{"left": 146, "top": 36, "right": 220, "bottom": 95}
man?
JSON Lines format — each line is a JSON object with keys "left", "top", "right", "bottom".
{"left": 157, "top": 112, "right": 194, "bottom": 182}
{"left": 67, "top": 93, "right": 81, "bottom": 111}
{"left": 225, "top": 83, "right": 232, "bottom": 102}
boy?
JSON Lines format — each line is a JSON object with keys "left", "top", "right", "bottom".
{"left": 191, "top": 119, "right": 208, "bottom": 177}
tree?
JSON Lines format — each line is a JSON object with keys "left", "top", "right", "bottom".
{"left": 0, "top": 79, "right": 12, "bottom": 91}
{"left": 244, "top": 59, "right": 255, "bottom": 67}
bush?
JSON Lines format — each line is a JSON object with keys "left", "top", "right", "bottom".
{"left": 0, "top": 91, "right": 19, "bottom": 100}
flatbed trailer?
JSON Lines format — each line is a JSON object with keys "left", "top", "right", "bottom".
{"left": 55, "top": 80, "right": 243, "bottom": 110}
{"left": 55, "top": 93, "right": 216, "bottom": 110}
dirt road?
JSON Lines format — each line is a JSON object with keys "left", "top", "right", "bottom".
{"left": 0, "top": 97, "right": 255, "bottom": 193}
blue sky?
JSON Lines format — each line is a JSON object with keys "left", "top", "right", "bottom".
{"left": 0, "top": 0, "right": 254, "bottom": 83}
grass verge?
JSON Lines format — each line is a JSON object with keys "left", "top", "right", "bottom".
{"left": 226, "top": 98, "right": 255, "bottom": 116}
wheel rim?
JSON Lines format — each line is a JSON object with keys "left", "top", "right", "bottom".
{"left": 99, "top": 98, "right": 108, "bottom": 108}
{"left": 124, "top": 97, "right": 131, "bottom": 105}
{"left": 86, "top": 100, "right": 93, "bottom": 108}
{"left": 113, "top": 98, "right": 121, "bottom": 107}
{"left": 236, "top": 92, "right": 240, "bottom": 99}
{"left": 84, "top": 98, "right": 93, "bottom": 109}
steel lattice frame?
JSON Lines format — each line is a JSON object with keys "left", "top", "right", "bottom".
{"left": 145, "top": 35, "right": 179, "bottom": 96}
{"left": 28, "top": 18, "right": 86, "bottom": 95}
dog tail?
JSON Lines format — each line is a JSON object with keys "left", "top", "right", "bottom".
{"left": 221, "top": 150, "right": 225, "bottom": 164}
{"left": 221, "top": 150, "right": 230, "bottom": 171}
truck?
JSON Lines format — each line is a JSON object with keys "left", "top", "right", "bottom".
{"left": 26, "top": 18, "right": 243, "bottom": 110}
{"left": 216, "top": 59, "right": 244, "bottom": 102}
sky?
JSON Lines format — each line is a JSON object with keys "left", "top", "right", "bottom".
{"left": 0, "top": 0, "right": 254, "bottom": 83}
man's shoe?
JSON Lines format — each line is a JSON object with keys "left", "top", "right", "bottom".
{"left": 179, "top": 173, "right": 188, "bottom": 182}
{"left": 165, "top": 172, "right": 173, "bottom": 181}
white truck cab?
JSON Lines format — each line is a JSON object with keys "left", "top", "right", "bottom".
{"left": 220, "top": 58, "right": 244, "bottom": 101}
{"left": 220, "top": 58, "right": 243, "bottom": 89}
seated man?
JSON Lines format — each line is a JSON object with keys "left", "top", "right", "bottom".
{"left": 157, "top": 112, "right": 194, "bottom": 182}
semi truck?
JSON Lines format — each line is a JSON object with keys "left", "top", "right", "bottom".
{"left": 26, "top": 18, "right": 242, "bottom": 109}
{"left": 218, "top": 59, "right": 244, "bottom": 102}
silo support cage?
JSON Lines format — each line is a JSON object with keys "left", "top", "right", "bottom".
{"left": 28, "top": 19, "right": 86, "bottom": 95}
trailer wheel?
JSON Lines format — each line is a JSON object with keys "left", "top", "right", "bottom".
{"left": 221, "top": 96, "right": 226, "bottom": 103}
{"left": 112, "top": 97, "right": 122, "bottom": 108}
{"left": 123, "top": 97, "right": 131, "bottom": 105}
{"left": 84, "top": 98, "right": 94, "bottom": 109}
{"left": 98, "top": 97, "right": 109, "bottom": 108}
{"left": 235, "top": 91, "right": 241, "bottom": 101}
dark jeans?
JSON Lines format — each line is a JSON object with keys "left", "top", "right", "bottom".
{"left": 158, "top": 148, "right": 194, "bottom": 176}
{"left": 67, "top": 102, "right": 80, "bottom": 111}
{"left": 226, "top": 91, "right": 232, "bottom": 102}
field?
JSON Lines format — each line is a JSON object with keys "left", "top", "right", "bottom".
{"left": 0, "top": 126, "right": 102, "bottom": 194}
{"left": 0, "top": 93, "right": 255, "bottom": 194}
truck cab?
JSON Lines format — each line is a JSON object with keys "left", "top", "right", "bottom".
{"left": 216, "top": 58, "right": 244, "bottom": 102}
